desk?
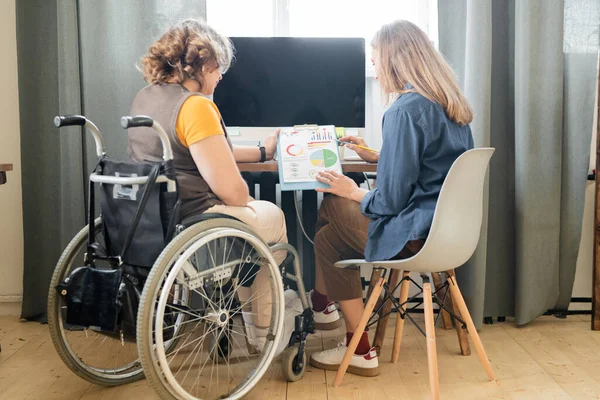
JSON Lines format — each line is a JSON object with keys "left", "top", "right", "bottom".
{"left": 0, "top": 163, "right": 13, "bottom": 185}
{"left": 237, "top": 160, "right": 377, "bottom": 290}
{"left": 238, "top": 160, "right": 377, "bottom": 174}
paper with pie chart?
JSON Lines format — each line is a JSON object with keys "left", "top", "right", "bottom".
{"left": 277, "top": 125, "right": 342, "bottom": 190}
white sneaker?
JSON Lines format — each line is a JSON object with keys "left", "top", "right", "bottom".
{"left": 308, "top": 290, "right": 342, "bottom": 331}
{"left": 310, "top": 343, "right": 380, "bottom": 377}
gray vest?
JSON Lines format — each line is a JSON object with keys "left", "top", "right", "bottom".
{"left": 128, "top": 84, "right": 232, "bottom": 219}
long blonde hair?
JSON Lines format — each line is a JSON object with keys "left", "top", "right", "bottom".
{"left": 371, "top": 20, "right": 473, "bottom": 126}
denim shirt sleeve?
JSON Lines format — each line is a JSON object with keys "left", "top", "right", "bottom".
{"left": 360, "top": 109, "right": 427, "bottom": 218}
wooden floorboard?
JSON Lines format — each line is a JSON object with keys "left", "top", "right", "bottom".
{"left": 1, "top": 315, "right": 599, "bottom": 399}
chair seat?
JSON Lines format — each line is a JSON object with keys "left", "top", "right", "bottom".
{"left": 334, "top": 258, "right": 450, "bottom": 274}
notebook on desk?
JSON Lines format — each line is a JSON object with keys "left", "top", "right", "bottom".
{"left": 277, "top": 125, "right": 343, "bottom": 191}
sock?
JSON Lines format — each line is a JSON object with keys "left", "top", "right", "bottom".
{"left": 311, "top": 290, "right": 330, "bottom": 312}
{"left": 346, "top": 332, "right": 371, "bottom": 355}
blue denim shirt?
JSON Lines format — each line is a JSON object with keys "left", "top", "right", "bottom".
{"left": 360, "top": 90, "right": 474, "bottom": 261}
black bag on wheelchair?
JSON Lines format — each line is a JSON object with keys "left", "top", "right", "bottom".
{"left": 56, "top": 266, "right": 123, "bottom": 332}
{"left": 99, "top": 158, "right": 179, "bottom": 268}
{"left": 57, "top": 157, "right": 179, "bottom": 338}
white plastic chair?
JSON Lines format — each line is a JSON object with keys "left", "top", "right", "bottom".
{"left": 332, "top": 148, "right": 497, "bottom": 400}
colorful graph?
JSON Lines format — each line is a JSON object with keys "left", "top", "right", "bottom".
{"left": 286, "top": 144, "right": 304, "bottom": 156}
{"left": 310, "top": 149, "right": 338, "bottom": 168}
{"left": 310, "top": 128, "right": 335, "bottom": 141}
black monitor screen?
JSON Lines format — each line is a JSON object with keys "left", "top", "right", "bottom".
{"left": 213, "top": 37, "right": 365, "bottom": 128}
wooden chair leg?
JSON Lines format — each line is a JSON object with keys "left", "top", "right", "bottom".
{"left": 391, "top": 271, "right": 411, "bottom": 363}
{"left": 333, "top": 277, "right": 384, "bottom": 387}
{"left": 431, "top": 272, "right": 453, "bottom": 330}
{"left": 423, "top": 277, "right": 440, "bottom": 400}
{"left": 446, "top": 270, "right": 471, "bottom": 356}
{"left": 446, "top": 271, "right": 496, "bottom": 381}
{"left": 366, "top": 268, "right": 383, "bottom": 304}
{"left": 373, "top": 269, "right": 402, "bottom": 356}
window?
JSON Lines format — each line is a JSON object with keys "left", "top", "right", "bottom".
{"left": 206, "top": 0, "right": 274, "bottom": 37}
{"left": 206, "top": 0, "right": 437, "bottom": 70}
{"left": 205, "top": 0, "right": 438, "bottom": 146}
{"left": 288, "top": 0, "right": 436, "bottom": 66}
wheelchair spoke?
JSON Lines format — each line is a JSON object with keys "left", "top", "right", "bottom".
{"left": 206, "top": 240, "right": 218, "bottom": 278}
{"left": 166, "top": 321, "right": 218, "bottom": 365}
{"left": 187, "top": 326, "right": 218, "bottom": 398}
{"left": 223, "top": 339, "right": 236, "bottom": 387}
{"left": 163, "top": 303, "right": 203, "bottom": 320}
{"left": 231, "top": 291, "right": 272, "bottom": 315}
{"left": 227, "top": 326, "right": 254, "bottom": 364}
{"left": 206, "top": 329, "right": 218, "bottom": 399}
{"left": 161, "top": 314, "right": 206, "bottom": 333}
{"left": 177, "top": 323, "right": 218, "bottom": 384}
{"left": 172, "top": 322, "right": 218, "bottom": 379}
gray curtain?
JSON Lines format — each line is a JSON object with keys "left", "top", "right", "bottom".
{"left": 18, "top": 0, "right": 85, "bottom": 321}
{"left": 78, "top": 0, "right": 206, "bottom": 174}
{"left": 19, "top": 0, "right": 206, "bottom": 320}
{"left": 438, "top": 0, "right": 600, "bottom": 326}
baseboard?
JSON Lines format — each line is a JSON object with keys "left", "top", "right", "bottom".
{"left": 0, "top": 295, "right": 22, "bottom": 316}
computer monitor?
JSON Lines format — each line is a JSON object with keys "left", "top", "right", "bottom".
{"left": 213, "top": 37, "right": 366, "bottom": 129}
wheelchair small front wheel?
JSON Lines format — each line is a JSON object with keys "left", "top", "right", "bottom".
{"left": 281, "top": 344, "right": 306, "bottom": 382}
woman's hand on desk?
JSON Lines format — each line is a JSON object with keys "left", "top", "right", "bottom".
{"left": 315, "top": 170, "right": 369, "bottom": 203}
{"left": 263, "top": 129, "right": 281, "bottom": 160}
{"left": 339, "top": 136, "right": 379, "bottom": 163}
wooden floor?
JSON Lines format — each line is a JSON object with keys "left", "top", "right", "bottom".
{"left": 1, "top": 314, "right": 599, "bottom": 400}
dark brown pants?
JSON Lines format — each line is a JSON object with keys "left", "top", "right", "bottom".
{"left": 315, "top": 195, "right": 424, "bottom": 301}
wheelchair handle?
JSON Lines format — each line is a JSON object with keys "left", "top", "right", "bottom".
{"left": 54, "top": 114, "right": 105, "bottom": 157}
{"left": 120, "top": 115, "right": 153, "bottom": 128}
{"left": 54, "top": 115, "right": 86, "bottom": 127}
{"left": 121, "top": 115, "right": 174, "bottom": 161}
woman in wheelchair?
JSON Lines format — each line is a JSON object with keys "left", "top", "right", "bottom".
{"left": 127, "top": 19, "right": 328, "bottom": 361}
{"left": 308, "top": 20, "right": 475, "bottom": 377}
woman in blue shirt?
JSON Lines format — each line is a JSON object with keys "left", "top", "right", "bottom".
{"left": 309, "top": 20, "right": 475, "bottom": 376}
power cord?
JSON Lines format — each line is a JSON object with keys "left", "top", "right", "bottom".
{"left": 363, "top": 172, "right": 372, "bottom": 190}
{"left": 294, "top": 191, "right": 314, "bottom": 245}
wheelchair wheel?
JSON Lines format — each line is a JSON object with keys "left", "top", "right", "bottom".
{"left": 281, "top": 344, "right": 306, "bottom": 382}
{"left": 47, "top": 218, "right": 144, "bottom": 386}
{"left": 137, "top": 218, "right": 285, "bottom": 400}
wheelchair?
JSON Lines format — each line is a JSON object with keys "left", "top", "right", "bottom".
{"left": 47, "top": 115, "right": 316, "bottom": 399}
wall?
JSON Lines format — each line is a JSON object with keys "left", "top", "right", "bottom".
{"left": 571, "top": 76, "right": 599, "bottom": 310}
{"left": 0, "top": 0, "right": 23, "bottom": 315}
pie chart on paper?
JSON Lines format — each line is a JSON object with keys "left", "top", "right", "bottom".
{"left": 310, "top": 149, "right": 338, "bottom": 168}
